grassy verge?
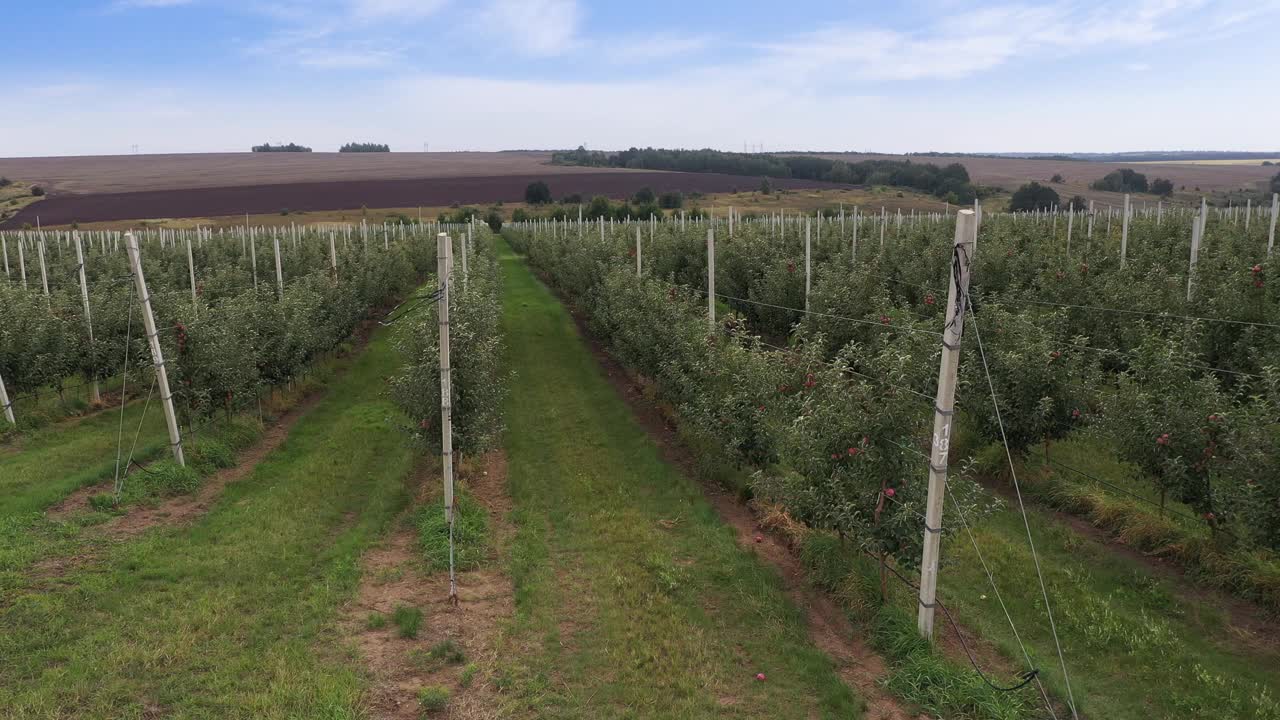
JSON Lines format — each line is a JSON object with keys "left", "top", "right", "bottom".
{"left": 0, "top": 317, "right": 418, "bottom": 717}
{"left": 1008, "top": 435, "right": 1280, "bottom": 611}
{"left": 0, "top": 399, "right": 169, "bottom": 519}
{"left": 680, "top": 410, "right": 1280, "bottom": 719}
{"left": 492, "top": 238, "right": 863, "bottom": 718}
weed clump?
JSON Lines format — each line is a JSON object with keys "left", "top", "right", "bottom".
{"left": 393, "top": 605, "right": 422, "bottom": 638}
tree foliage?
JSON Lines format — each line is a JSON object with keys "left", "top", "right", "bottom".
{"left": 339, "top": 142, "right": 390, "bottom": 152}
{"left": 524, "top": 181, "right": 552, "bottom": 205}
{"left": 1008, "top": 182, "right": 1060, "bottom": 212}
{"left": 1091, "top": 168, "right": 1149, "bottom": 193}
{"left": 251, "top": 143, "right": 312, "bottom": 153}
{"left": 551, "top": 146, "right": 978, "bottom": 202}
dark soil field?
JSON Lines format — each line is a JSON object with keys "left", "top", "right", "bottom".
{"left": 0, "top": 151, "right": 599, "bottom": 194}
{"left": 0, "top": 171, "right": 847, "bottom": 228}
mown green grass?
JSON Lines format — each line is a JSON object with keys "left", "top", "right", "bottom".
{"left": 493, "top": 239, "right": 862, "bottom": 719}
{"left": 0, "top": 319, "right": 417, "bottom": 718}
{"left": 939, "top": 486, "right": 1280, "bottom": 719}
{"left": 0, "top": 400, "right": 169, "bottom": 518}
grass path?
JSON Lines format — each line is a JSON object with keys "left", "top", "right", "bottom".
{"left": 0, "top": 401, "right": 168, "bottom": 518}
{"left": 491, "top": 240, "right": 861, "bottom": 719}
{"left": 0, "top": 319, "right": 417, "bottom": 718}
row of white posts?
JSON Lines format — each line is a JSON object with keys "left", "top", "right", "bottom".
{"left": 2, "top": 216, "right": 466, "bottom": 432}
{"left": 4, "top": 226, "right": 467, "bottom": 613}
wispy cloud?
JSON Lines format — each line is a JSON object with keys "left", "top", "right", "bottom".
{"left": 241, "top": 0, "right": 449, "bottom": 68}
{"left": 477, "top": 0, "right": 581, "bottom": 56}
{"left": 751, "top": 0, "right": 1218, "bottom": 84}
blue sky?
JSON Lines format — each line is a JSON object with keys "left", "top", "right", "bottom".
{"left": 4, "top": 0, "right": 1279, "bottom": 156}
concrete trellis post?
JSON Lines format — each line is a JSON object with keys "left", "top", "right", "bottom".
{"left": 36, "top": 236, "right": 49, "bottom": 298}
{"left": 272, "top": 232, "right": 284, "bottom": 298}
{"left": 0, "top": 370, "right": 13, "bottom": 425}
{"left": 1187, "top": 214, "right": 1203, "bottom": 301}
{"left": 329, "top": 232, "right": 339, "bottom": 279}
{"left": 1066, "top": 203, "right": 1074, "bottom": 256}
{"left": 707, "top": 227, "right": 716, "bottom": 331}
{"left": 917, "top": 209, "right": 977, "bottom": 640}
{"left": 74, "top": 232, "right": 101, "bottom": 404}
{"left": 124, "top": 232, "right": 184, "bottom": 467}
{"left": 851, "top": 206, "right": 859, "bottom": 259}
{"left": 250, "top": 227, "right": 258, "bottom": 290}
{"left": 2, "top": 234, "right": 8, "bottom": 279}
{"left": 185, "top": 235, "right": 198, "bottom": 310}
{"left": 436, "top": 232, "right": 457, "bottom": 603}
{"left": 804, "top": 218, "right": 812, "bottom": 311}
{"left": 635, "top": 226, "right": 642, "bottom": 276}
{"left": 1268, "top": 193, "right": 1278, "bottom": 257}
{"left": 463, "top": 223, "right": 472, "bottom": 289}
{"left": 1087, "top": 201, "right": 1095, "bottom": 243}
{"left": 1120, "top": 194, "right": 1131, "bottom": 268}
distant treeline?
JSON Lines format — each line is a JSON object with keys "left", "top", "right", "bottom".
{"left": 340, "top": 142, "right": 390, "bottom": 153}
{"left": 252, "top": 143, "right": 312, "bottom": 153}
{"left": 551, "top": 146, "right": 979, "bottom": 203}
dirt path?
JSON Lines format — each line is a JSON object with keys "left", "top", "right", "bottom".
{"left": 343, "top": 452, "right": 513, "bottom": 720}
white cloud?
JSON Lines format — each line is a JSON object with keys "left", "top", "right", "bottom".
{"left": 751, "top": 0, "right": 1213, "bottom": 85}
{"left": 477, "top": 0, "right": 581, "bottom": 56}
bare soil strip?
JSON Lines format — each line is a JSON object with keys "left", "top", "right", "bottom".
{"left": 343, "top": 452, "right": 513, "bottom": 720}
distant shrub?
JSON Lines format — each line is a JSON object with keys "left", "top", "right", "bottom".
{"left": 511, "top": 208, "right": 529, "bottom": 222}
{"left": 1008, "top": 181, "right": 1060, "bottom": 212}
{"left": 1263, "top": 161, "right": 1274, "bottom": 166}
{"left": 1091, "top": 168, "right": 1148, "bottom": 193}
{"left": 251, "top": 143, "right": 312, "bottom": 153}
{"left": 658, "top": 191, "right": 684, "bottom": 209}
{"left": 524, "top": 181, "right": 552, "bottom": 205}
{"left": 1050, "top": 173, "right": 1064, "bottom": 183}
{"left": 1066, "top": 194, "right": 1090, "bottom": 211}
{"left": 1150, "top": 178, "right": 1174, "bottom": 197}
{"left": 1271, "top": 171, "right": 1280, "bottom": 194}
{"left": 759, "top": 177, "right": 773, "bottom": 195}
{"left": 631, "top": 186, "right": 656, "bottom": 205}
{"left": 560, "top": 193, "right": 583, "bottom": 205}
{"left": 484, "top": 210, "right": 503, "bottom": 233}
{"left": 0, "top": 177, "right": 10, "bottom": 187}
{"left": 31, "top": 186, "right": 45, "bottom": 197}
{"left": 339, "top": 142, "right": 389, "bottom": 152}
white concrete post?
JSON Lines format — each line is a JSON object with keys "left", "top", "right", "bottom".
{"left": 436, "top": 232, "right": 456, "bottom": 603}
{"left": 707, "top": 226, "right": 716, "bottom": 331}
{"left": 124, "top": 233, "right": 184, "bottom": 467}
{"left": 1120, "top": 194, "right": 1131, "bottom": 268}
{"left": 918, "top": 210, "right": 977, "bottom": 639}
{"left": 74, "top": 232, "right": 101, "bottom": 404}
